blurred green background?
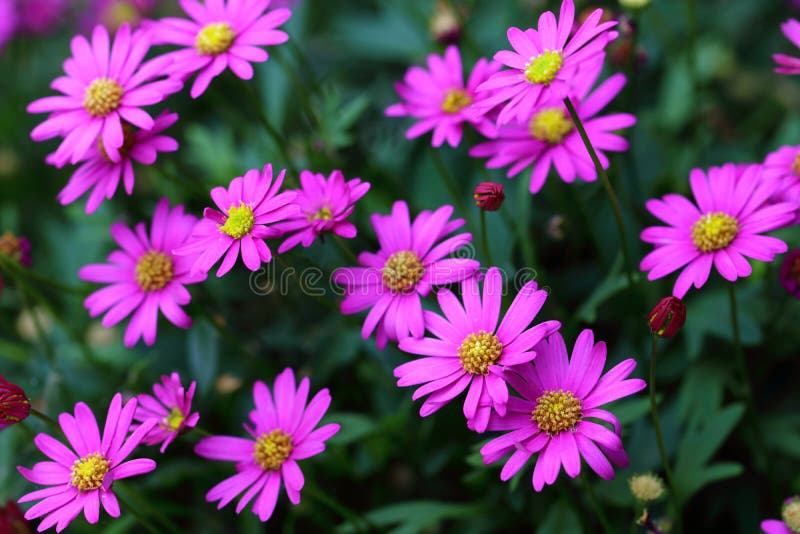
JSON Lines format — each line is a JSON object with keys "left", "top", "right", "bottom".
{"left": 1, "top": 0, "right": 799, "bottom": 532}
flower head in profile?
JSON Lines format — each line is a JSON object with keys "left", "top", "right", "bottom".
{"left": 774, "top": 19, "right": 800, "bottom": 75}
{"left": 56, "top": 111, "right": 179, "bottom": 214}
{"left": 470, "top": 63, "right": 635, "bottom": 194}
{"left": 173, "top": 164, "right": 298, "bottom": 277}
{"left": 385, "top": 45, "right": 500, "bottom": 147}
{"left": 274, "top": 170, "right": 370, "bottom": 254}
{"left": 780, "top": 249, "right": 800, "bottom": 299}
{"left": 333, "top": 201, "right": 480, "bottom": 349}
{"left": 195, "top": 368, "right": 339, "bottom": 523}
{"left": 17, "top": 394, "right": 157, "bottom": 533}
{"left": 762, "top": 145, "right": 800, "bottom": 224}
{"left": 475, "top": 0, "right": 617, "bottom": 125}
{"left": 27, "top": 24, "right": 180, "bottom": 167}
{"left": 147, "top": 0, "right": 291, "bottom": 98}
{"left": 79, "top": 198, "right": 206, "bottom": 347}
{"left": 762, "top": 496, "right": 800, "bottom": 534}
{"left": 133, "top": 372, "right": 199, "bottom": 453}
{"left": 396, "top": 267, "right": 561, "bottom": 432}
{"left": 0, "top": 375, "right": 30, "bottom": 430}
{"left": 640, "top": 164, "right": 796, "bottom": 298}
{"left": 480, "top": 330, "right": 646, "bottom": 491}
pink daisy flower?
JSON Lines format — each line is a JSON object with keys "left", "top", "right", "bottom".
{"left": 273, "top": 169, "right": 371, "bottom": 254}
{"left": 332, "top": 201, "right": 480, "bottom": 349}
{"left": 395, "top": 267, "right": 561, "bottom": 433}
{"left": 762, "top": 496, "right": 800, "bottom": 534}
{"left": 480, "top": 330, "right": 646, "bottom": 491}
{"left": 475, "top": 0, "right": 617, "bottom": 126}
{"left": 79, "top": 198, "right": 206, "bottom": 347}
{"left": 173, "top": 164, "right": 298, "bottom": 277}
{"left": 17, "top": 394, "right": 157, "bottom": 533}
{"left": 56, "top": 110, "right": 179, "bottom": 214}
{"left": 195, "top": 368, "right": 339, "bottom": 522}
{"left": 133, "top": 372, "right": 200, "bottom": 453}
{"left": 762, "top": 145, "right": 800, "bottom": 224}
{"left": 384, "top": 45, "right": 501, "bottom": 147}
{"left": 470, "top": 63, "right": 635, "bottom": 194}
{"left": 27, "top": 24, "right": 180, "bottom": 167}
{"left": 640, "top": 164, "right": 796, "bottom": 298}
{"left": 147, "top": 0, "right": 291, "bottom": 99}
{"left": 774, "top": 19, "right": 800, "bottom": 75}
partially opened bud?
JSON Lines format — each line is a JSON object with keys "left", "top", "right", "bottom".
{"left": 648, "top": 296, "right": 686, "bottom": 338}
{"left": 473, "top": 182, "right": 505, "bottom": 211}
{"left": 0, "top": 375, "right": 30, "bottom": 430}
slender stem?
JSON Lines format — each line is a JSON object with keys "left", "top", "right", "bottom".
{"left": 430, "top": 150, "right": 464, "bottom": 210}
{"left": 16, "top": 286, "right": 56, "bottom": 363}
{"left": 115, "top": 481, "right": 181, "bottom": 534}
{"left": 479, "top": 210, "right": 494, "bottom": 266}
{"left": 515, "top": 178, "right": 537, "bottom": 269}
{"left": 581, "top": 471, "right": 613, "bottom": 534}
{"left": 332, "top": 235, "right": 359, "bottom": 264}
{"left": 304, "top": 484, "right": 372, "bottom": 533}
{"left": 191, "top": 426, "right": 213, "bottom": 437}
{"left": 649, "top": 336, "right": 677, "bottom": 495}
{"left": 29, "top": 407, "right": 60, "bottom": 431}
{"left": 727, "top": 284, "right": 749, "bottom": 395}
{"left": 114, "top": 486, "right": 162, "bottom": 534}
{"left": 563, "top": 97, "right": 634, "bottom": 288}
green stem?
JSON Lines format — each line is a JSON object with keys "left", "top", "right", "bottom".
{"left": 304, "top": 484, "right": 372, "bottom": 533}
{"left": 332, "top": 235, "right": 359, "bottom": 264}
{"left": 114, "top": 486, "right": 162, "bottom": 534}
{"left": 16, "top": 285, "right": 56, "bottom": 363}
{"left": 581, "top": 471, "right": 613, "bottom": 534}
{"left": 115, "top": 481, "right": 181, "bottom": 534}
{"left": 563, "top": 97, "right": 634, "bottom": 289}
{"left": 727, "top": 284, "right": 749, "bottom": 395}
{"left": 649, "top": 336, "right": 677, "bottom": 498}
{"left": 191, "top": 426, "right": 213, "bottom": 437}
{"left": 515, "top": 178, "right": 537, "bottom": 269}
{"left": 29, "top": 407, "right": 60, "bottom": 431}
{"left": 430, "top": 150, "right": 464, "bottom": 210}
{"left": 479, "top": 210, "right": 494, "bottom": 266}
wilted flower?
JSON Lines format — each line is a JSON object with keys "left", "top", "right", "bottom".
{"left": 0, "top": 375, "right": 30, "bottom": 430}
{"left": 0, "top": 231, "right": 31, "bottom": 266}
{"left": 779, "top": 249, "right": 800, "bottom": 299}
{"left": 762, "top": 496, "right": 800, "bottom": 534}
{"left": 774, "top": 19, "right": 800, "bottom": 75}
{"left": 628, "top": 473, "right": 665, "bottom": 502}
{"left": 647, "top": 296, "right": 686, "bottom": 338}
{"left": 134, "top": 372, "right": 199, "bottom": 453}
{"left": 473, "top": 182, "right": 505, "bottom": 211}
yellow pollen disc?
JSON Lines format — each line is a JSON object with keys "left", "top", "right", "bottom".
{"left": 135, "top": 250, "right": 174, "bottom": 292}
{"left": 524, "top": 50, "right": 563, "bottom": 85}
{"left": 196, "top": 22, "right": 235, "bottom": 55}
{"left": 784, "top": 498, "right": 800, "bottom": 533}
{"left": 458, "top": 330, "right": 503, "bottom": 375}
{"left": 162, "top": 407, "right": 184, "bottom": 431}
{"left": 382, "top": 250, "right": 425, "bottom": 292}
{"left": 253, "top": 429, "right": 293, "bottom": 471}
{"left": 84, "top": 77, "right": 123, "bottom": 117}
{"left": 529, "top": 108, "right": 573, "bottom": 144}
{"left": 441, "top": 88, "right": 472, "bottom": 114}
{"left": 220, "top": 203, "right": 255, "bottom": 239}
{"left": 792, "top": 151, "right": 800, "bottom": 177}
{"left": 531, "top": 389, "right": 582, "bottom": 435}
{"left": 98, "top": 122, "right": 135, "bottom": 162}
{"left": 70, "top": 452, "right": 110, "bottom": 491}
{"left": 309, "top": 206, "right": 333, "bottom": 221}
{"left": 690, "top": 212, "right": 739, "bottom": 253}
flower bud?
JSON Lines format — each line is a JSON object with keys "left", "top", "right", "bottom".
{"left": 0, "top": 231, "right": 31, "bottom": 267}
{"left": 473, "top": 182, "right": 505, "bottom": 211}
{"left": 430, "top": 0, "right": 461, "bottom": 45}
{"left": 783, "top": 496, "right": 800, "bottom": 533}
{"left": 628, "top": 473, "right": 666, "bottom": 502}
{"left": 648, "top": 296, "right": 686, "bottom": 338}
{"left": 779, "top": 249, "right": 800, "bottom": 299}
{"left": 0, "top": 375, "right": 30, "bottom": 430}
{"left": 0, "top": 500, "right": 31, "bottom": 534}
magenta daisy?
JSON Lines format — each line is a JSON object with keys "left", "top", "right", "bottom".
{"left": 56, "top": 110, "right": 179, "bottom": 214}
{"left": 480, "top": 330, "right": 646, "bottom": 491}
{"left": 333, "top": 201, "right": 480, "bottom": 349}
{"left": 640, "top": 164, "right": 796, "bottom": 298}
{"left": 774, "top": 19, "right": 800, "bottom": 75}
{"left": 17, "top": 394, "right": 157, "bottom": 533}
{"left": 133, "top": 372, "right": 200, "bottom": 453}
{"left": 195, "top": 368, "right": 339, "bottom": 522}
{"left": 27, "top": 24, "right": 180, "bottom": 168}
{"left": 395, "top": 267, "right": 561, "bottom": 433}
{"left": 475, "top": 0, "right": 617, "bottom": 126}
{"left": 470, "top": 64, "right": 635, "bottom": 194}
{"left": 147, "top": 0, "right": 291, "bottom": 99}
{"left": 762, "top": 496, "right": 800, "bottom": 534}
{"left": 173, "top": 164, "right": 298, "bottom": 277}
{"left": 384, "top": 45, "right": 500, "bottom": 147}
{"left": 79, "top": 198, "right": 206, "bottom": 347}
{"left": 273, "top": 169, "right": 371, "bottom": 254}
{"left": 762, "top": 145, "right": 800, "bottom": 224}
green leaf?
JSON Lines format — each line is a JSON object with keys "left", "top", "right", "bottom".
{"left": 327, "top": 412, "right": 377, "bottom": 446}
{"left": 537, "top": 500, "right": 583, "bottom": 534}
{"left": 187, "top": 319, "right": 219, "bottom": 396}
{"left": 336, "top": 501, "right": 482, "bottom": 534}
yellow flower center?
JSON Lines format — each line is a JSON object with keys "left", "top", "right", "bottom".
{"left": 524, "top": 50, "right": 563, "bottom": 85}
{"left": 529, "top": 108, "right": 573, "bottom": 144}
{"left": 253, "top": 429, "right": 293, "bottom": 471}
{"left": 70, "top": 452, "right": 110, "bottom": 491}
{"left": 531, "top": 389, "right": 582, "bottom": 435}
{"left": 783, "top": 498, "right": 800, "bottom": 533}
{"left": 457, "top": 330, "right": 503, "bottom": 375}
{"left": 220, "top": 203, "right": 255, "bottom": 239}
{"left": 382, "top": 250, "right": 425, "bottom": 292}
{"left": 690, "top": 212, "right": 739, "bottom": 253}
{"left": 441, "top": 89, "right": 472, "bottom": 114}
{"left": 196, "top": 22, "right": 235, "bottom": 55}
{"left": 98, "top": 122, "right": 135, "bottom": 162}
{"left": 309, "top": 206, "right": 333, "bottom": 221}
{"left": 792, "top": 151, "right": 800, "bottom": 177}
{"left": 84, "top": 77, "right": 123, "bottom": 118}
{"left": 162, "top": 407, "right": 184, "bottom": 432}
{"left": 135, "top": 250, "right": 174, "bottom": 291}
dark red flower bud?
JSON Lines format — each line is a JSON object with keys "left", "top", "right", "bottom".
{"left": 0, "top": 500, "right": 31, "bottom": 534}
{"left": 473, "top": 182, "right": 505, "bottom": 211}
{"left": 648, "top": 297, "right": 686, "bottom": 338}
{"left": 0, "top": 375, "right": 30, "bottom": 430}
